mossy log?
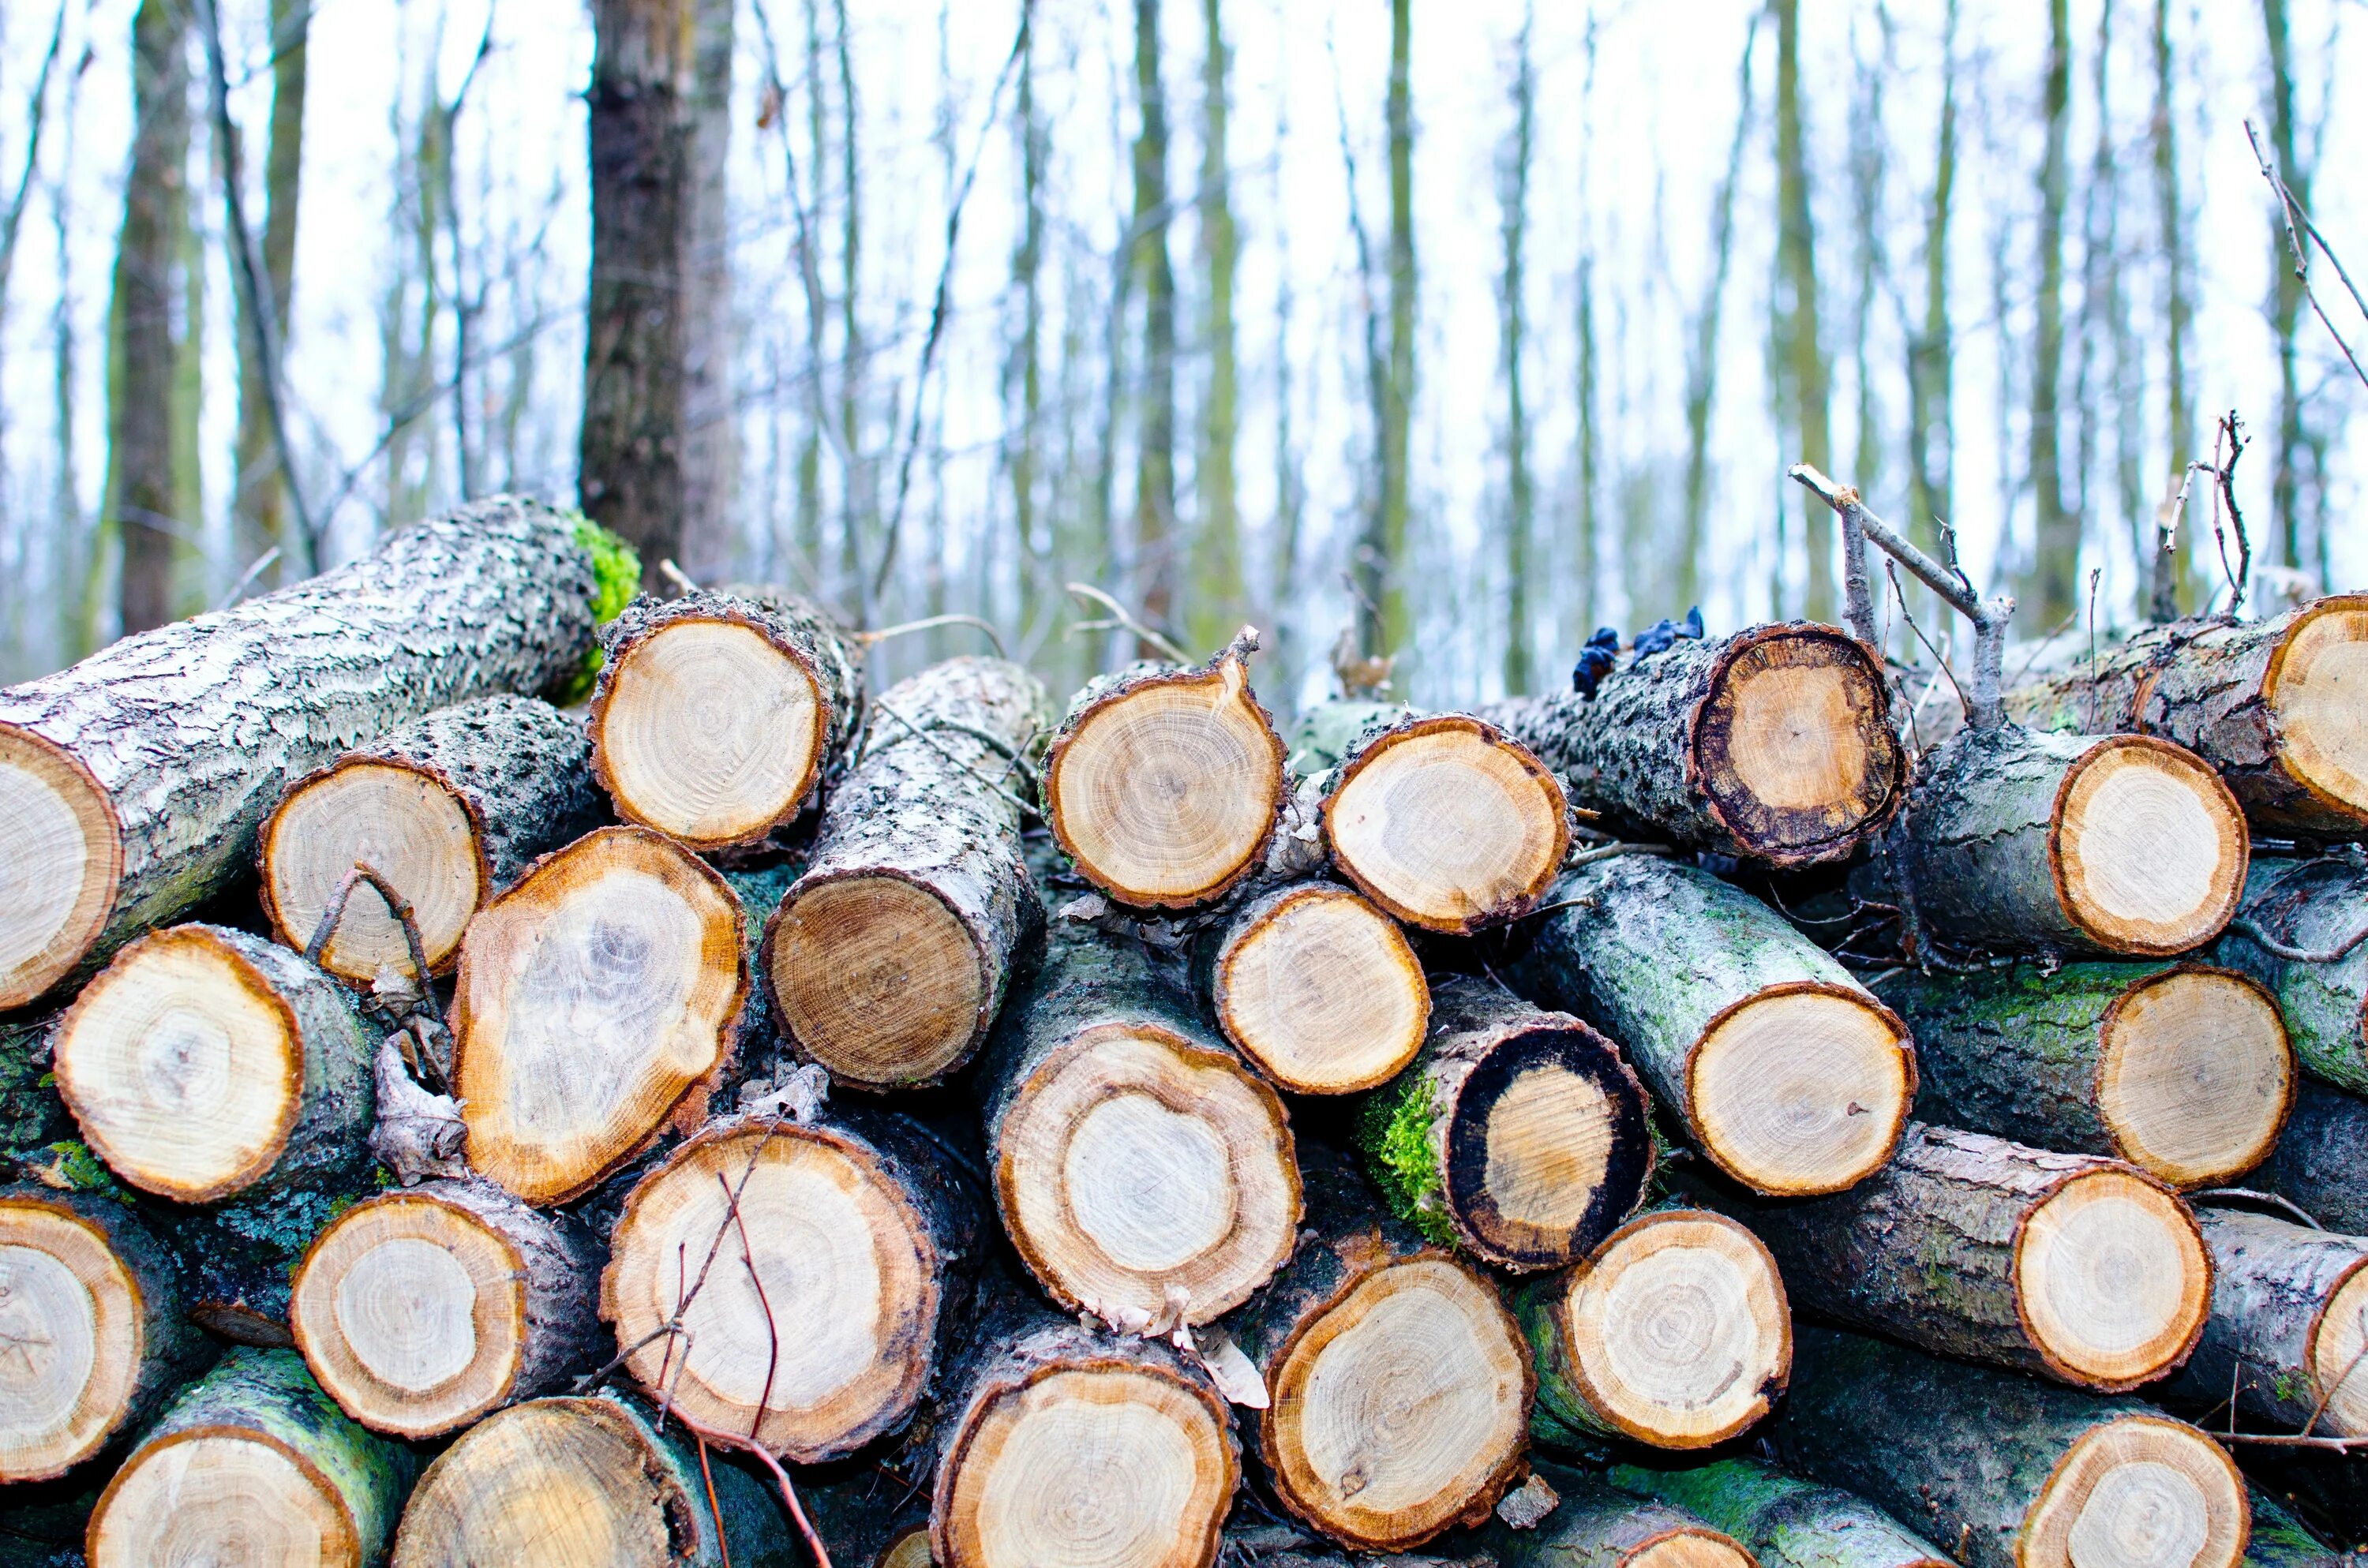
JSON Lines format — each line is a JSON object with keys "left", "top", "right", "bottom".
{"left": 589, "top": 586, "right": 862, "bottom": 850}
{"left": 2160, "top": 1207, "right": 2368, "bottom": 1439}
{"left": 0, "top": 1185, "right": 212, "bottom": 1483}
{"left": 1497, "top": 854, "right": 1913, "bottom": 1197}
{"left": 1225, "top": 1145, "right": 1531, "bottom": 1551}
{"left": 2243, "top": 1485, "right": 2347, "bottom": 1568}
{"left": 1196, "top": 878, "right": 1430, "bottom": 1094}
{"left": 0, "top": 1007, "right": 71, "bottom": 1154}
{"left": 1874, "top": 961, "right": 2294, "bottom": 1189}
{"left": 1359, "top": 972, "right": 1653, "bottom": 1271}
{"left": 762, "top": 656, "right": 1048, "bottom": 1088}
{"left": 1891, "top": 724, "right": 2248, "bottom": 957}
{"left": 51, "top": 924, "right": 375, "bottom": 1203}
{"left": 2003, "top": 596, "right": 2368, "bottom": 840}
{"left": 88, "top": 1346, "right": 416, "bottom": 1568}
{"left": 2260, "top": 1079, "right": 2368, "bottom": 1234}
{"left": 1698, "top": 1122, "right": 2210, "bottom": 1391}
{"left": 0, "top": 496, "right": 627, "bottom": 1011}
{"left": 978, "top": 927, "right": 1298, "bottom": 1327}
{"left": 1609, "top": 1458, "right": 1952, "bottom": 1568}
{"left": 2216, "top": 857, "right": 2368, "bottom": 1094}
{"left": 391, "top": 1392, "right": 794, "bottom": 1566}
{"left": 1514, "top": 1207, "right": 1789, "bottom": 1451}
{"left": 1482, "top": 1462, "right": 1754, "bottom": 1567}
{"left": 260, "top": 694, "right": 602, "bottom": 983}
{"left": 1771, "top": 1325, "right": 2249, "bottom": 1568}
{"left": 1478, "top": 622, "right": 1904, "bottom": 866}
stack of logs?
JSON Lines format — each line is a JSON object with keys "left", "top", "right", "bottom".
{"left": 3, "top": 491, "right": 2368, "bottom": 1568}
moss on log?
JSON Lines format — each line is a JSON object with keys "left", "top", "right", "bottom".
{"left": 1610, "top": 1458, "right": 1953, "bottom": 1568}
{"left": 2216, "top": 856, "right": 2368, "bottom": 1095}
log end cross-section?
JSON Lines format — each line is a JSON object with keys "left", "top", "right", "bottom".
{"left": 2094, "top": 967, "right": 2292, "bottom": 1188}
{"left": 2050, "top": 735, "right": 2248, "bottom": 956}
{"left": 1688, "top": 982, "right": 1913, "bottom": 1198}
{"left": 770, "top": 874, "right": 989, "bottom": 1084}
{"left": 1691, "top": 623, "right": 1903, "bottom": 863}
{"left": 2017, "top": 1415, "right": 2248, "bottom": 1568}
{"left": 2263, "top": 593, "right": 2368, "bottom": 829}
{"left": 0, "top": 728, "right": 118, "bottom": 1011}
{"left": 2014, "top": 1166, "right": 2213, "bottom": 1390}
{"left": 0, "top": 1194, "right": 177, "bottom": 1484}
{"left": 1209, "top": 882, "right": 1429, "bottom": 1095}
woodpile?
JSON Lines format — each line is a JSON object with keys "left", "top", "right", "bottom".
{"left": 6, "top": 491, "right": 2368, "bottom": 1565}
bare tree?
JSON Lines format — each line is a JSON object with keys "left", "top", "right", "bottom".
{"left": 2260, "top": 0, "right": 2314, "bottom": 581}
{"left": 1130, "top": 0, "right": 1177, "bottom": 624}
{"left": 1678, "top": 15, "right": 1758, "bottom": 617}
{"left": 1905, "top": 0, "right": 1958, "bottom": 587}
{"left": 2021, "top": 0, "right": 2075, "bottom": 626}
{"left": 1187, "top": 0, "right": 1240, "bottom": 653}
{"left": 229, "top": 0, "right": 310, "bottom": 586}
{"left": 1772, "top": 0, "right": 1834, "bottom": 623}
{"left": 1497, "top": 9, "right": 1535, "bottom": 694}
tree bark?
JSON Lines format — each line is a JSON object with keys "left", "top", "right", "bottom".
{"left": 1772, "top": 0, "right": 1833, "bottom": 623}
{"left": 230, "top": 0, "right": 310, "bottom": 587}
{"left": 1772, "top": 1326, "right": 2249, "bottom": 1568}
{"left": 1358, "top": 972, "right": 1651, "bottom": 1271}
{"left": 261, "top": 694, "right": 603, "bottom": 982}
{"left": 1224, "top": 1145, "right": 1530, "bottom": 1551}
{"left": 0, "top": 496, "right": 629, "bottom": 1009}
{"left": 451, "top": 825, "right": 748, "bottom": 1206}
{"left": 1478, "top": 624, "right": 1902, "bottom": 867}
{"left": 1698, "top": 1122, "right": 2210, "bottom": 1392}
{"left": 1874, "top": 960, "right": 2293, "bottom": 1190}
{"left": 1197, "top": 878, "right": 1428, "bottom": 1094}
{"left": 2244, "top": 1486, "right": 2346, "bottom": 1568}
{"left": 88, "top": 1347, "right": 416, "bottom": 1568}
{"left": 0, "top": 1008, "right": 72, "bottom": 1153}
{"left": 1497, "top": 854, "right": 1913, "bottom": 1197}
{"left": 1482, "top": 1462, "right": 1752, "bottom": 1568}
{"left": 2160, "top": 1207, "right": 2368, "bottom": 1439}
{"left": 2021, "top": 0, "right": 2075, "bottom": 627}
{"left": 1611, "top": 1458, "right": 1951, "bottom": 1568}
{"left": 590, "top": 586, "right": 862, "bottom": 851}
{"left": 764, "top": 656, "right": 1047, "bottom": 1088}
{"left": 53, "top": 924, "right": 376, "bottom": 1203}
{"left": 290, "top": 1177, "right": 602, "bottom": 1439}
{"left": 1130, "top": 0, "right": 1178, "bottom": 622}
{"left": 2215, "top": 856, "right": 2368, "bottom": 1094}
{"left": 2259, "top": 1079, "right": 2368, "bottom": 1235}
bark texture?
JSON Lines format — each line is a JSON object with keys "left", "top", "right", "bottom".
{"left": 2216, "top": 856, "right": 2368, "bottom": 1093}
{"left": 1610, "top": 1458, "right": 1954, "bottom": 1568}
{"left": 1483, "top": 1463, "right": 1751, "bottom": 1567}
{"left": 2260, "top": 1078, "right": 2368, "bottom": 1235}
{"left": 2162, "top": 1207, "right": 2368, "bottom": 1437}
{"left": 2243, "top": 1487, "right": 2346, "bottom": 1568}
{"left": 0, "top": 1009, "right": 71, "bottom": 1153}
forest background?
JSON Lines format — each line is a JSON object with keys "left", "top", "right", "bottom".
{"left": 0, "top": 0, "right": 2359, "bottom": 711}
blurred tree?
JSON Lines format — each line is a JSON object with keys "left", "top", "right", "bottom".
{"left": 1680, "top": 17, "right": 1757, "bottom": 619}
{"left": 1772, "top": 0, "right": 1833, "bottom": 623}
{"left": 2021, "top": 0, "right": 2074, "bottom": 626}
{"left": 2152, "top": 0, "right": 2193, "bottom": 612}
{"left": 1370, "top": 0, "right": 1414, "bottom": 662}
{"left": 1188, "top": 0, "right": 1241, "bottom": 654}
{"left": 230, "top": 0, "right": 308, "bottom": 586}
{"left": 1497, "top": 9, "right": 1534, "bottom": 694}
{"left": 2261, "top": 0, "right": 2312, "bottom": 581}
{"left": 1131, "top": 0, "right": 1177, "bottom": 626}
{"left": 1905, "top": 0, "right": 1956, "bottom": 583}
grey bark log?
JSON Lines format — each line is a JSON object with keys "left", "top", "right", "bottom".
{"left": 1481, "top": 1461, "right": 1748, "bottom": 1567}
{"left": 2216, "top": 857, "right": 2368, "bottom": 1094}
{"left": 2261, "top": 1079, "right": 2368, "bottom": 1234}
{"left": 1609, "top": 1458, "right": 1954, "bottom": 1568}
{"left": 2161, "top": 1207, "right": 2368, "bottom": 1435}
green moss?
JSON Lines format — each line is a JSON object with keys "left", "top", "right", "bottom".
{"left": 33, "top": 1141, "right": 133, "bottom": 1202}
{"left": 550, "top": 515, "right": 643, "bottom": 704}
{"left": 1358, "top": 1076, "right": 1458, "bottom": 1248}
{"left": 216, "top": 1190, "right": 335, "bottom": 1254}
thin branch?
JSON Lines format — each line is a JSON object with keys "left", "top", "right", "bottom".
{"left": 2246, "top": 118, "right": 2368, "bottom": 392}
{"left": 1064, "top": 582, "right": 1190, "bottom": 663}
{"left": 303, "top": 863, "right": 432, "bottom": 995}
{"left": 2227, "top": 911, "right": 2368, "bottom": 964}
{"left": 212, "top": 546, "right": 282, "bottom": 611}
{"left": 717, "top": 1173, "right": 781, "bottom": 1445}
{"left": 854, "top": 613, "right": 1010, "bottom": 659}
{"left": 2189, "top": 1188, "right": 2324, "bottom": 1229}
{"left": 2200, "top": 413, "right": 2251, "bottom": 616}
{"left": 669, "top": 1407, "right": 833, "bottom": 1566}
{"left": 1887, "top": 563, "right": 1972, "bottom": 727}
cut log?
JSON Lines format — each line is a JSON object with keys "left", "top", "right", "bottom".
{"left": 1478, "top": 622, "right": 1903, "bottom": 866}
{"left": 928, "top": 1279, "right": 1239, "bottom": 1568}
{"left": 590, "top": 586, "right": 861, "bottom": 850}
{"left": 980, "top": 929, "right": 1299, "bottom": 1326}
{"left": 1892, "top": 724, "right": 2248, "bottom": 957}
{"left": 2244, "top": 1486, "right": 2347, "bottom": 1568}
{"left": 1610, "top": 1458, "right": 1952, "bottom": 1568}
{"left": 1874, "top": 961, "right": 2294, "bottom": 1189}
{"left": 260, "top": 694, "right": 603, "bottom": 984}
{"left": 88, "top": 1346, "right": 415, "bottom": 1568}
{"left": 1197, "top": 880, "right": 1429, "bottom": 1094}
{"left": 1358, "top": 972, "right": 1653, "bottom": 1271}
{"left": 2003, "top": 595, "right": 2368, "bottom": 839}
{"left": 762, "top": 656, "right": 1048, "bottom": 1088}
{"left": 1226, "top": 1146, "right": 1531, "bottom": 1551}
{"left": 601, "top": 1108, "right": 978, "bottom": 1461}
{"left": 0, "top": 1186, "right": 211, "bottom": 1483}
{"left": 2160, "top": 1207, "right": 2368, "bottom": 1439}
{"left": 1317, "top": 708, "right": 1569, "bottom": 933}
{"left": 451, "top": 825, "right": 747, "bottom": 1206}
{"left": 0, "top": 496, "right": 630, "bottom": 1011}
{"left": 1497, "top": 855, "right": 1913, "bottom": 1198}
{"left": 1043, "top": 639, "right": 1288, "bottom": 909}
{"left": 2216, "top": 857, "right": 2368, "bottom": 1095}
{"left": 1514, "top": 1207, "right": 1789, "bottom": 1450}
{"left": 1771, "top": 1325, "right": 2250, "bottom": 1568}
{"left": 390, "top": 1392, "right": 793, "bottom": 1567}
{"left": 51, "top": 924, "right": 375, "bottom": 1203}
{"left": 1483, "top": 1463, "right": 1755, "bottom": 1568}
{"left": 290, "top": 1177, "right": 601, "bottom": 1439}
{"left": 2261, "top": 1079, "right": 2368, "bottom": 1235}
{"left": 1698, "top": 1121, "right": 2210, "bottom": 1391}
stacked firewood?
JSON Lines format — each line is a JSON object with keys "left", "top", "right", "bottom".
{"left": 3, "top": 490, "right": 2367, "bottom": 1568}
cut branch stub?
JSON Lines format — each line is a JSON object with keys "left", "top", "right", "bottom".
{"left": 52, "top": 924, "right": 376, "bottom": 1203}
{"left": 1200, "top": 880, "right": 1429, "bottom": 1095}
{"left": 1612, "top": 1457, "right": 1954, "bottom": 1568}
{"left": 590, "top": 587, "right": 862, "bottom": 850}
{"left": 1318, "top": 709, "right": 1569, "bottom": 933}
{"left": 1042, "top": 645, "right": 1287, "bottom": 909}
{"left": 451, "top": 825, "right": 747, "bottom": 1207}
{"left": 2216, "top": 856, "right": 2368, "bottom": 1095}
{"left": 260, "top": 695, "right": 601, "bottom": 983}
{"left": 2163, "top": 1207, "right": 2368, "bottom": 1439}
{"left": 1485, "top": 1463, "right": 1755, "bottom": 1568}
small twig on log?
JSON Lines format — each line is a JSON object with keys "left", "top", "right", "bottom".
{"left": 854, "top": 613, "right": 1011, "bottom": 659}
{"left": 2189, "top": 1187, "right": 2324, "bottom": 1229}
{"left": 2151, "top": 465, "right": 2197, "bottom": 623}
{"left": 1064, "top": 582, "right": 1191, "bottom": 663}
{"left": 695, "top": 1440, "right": 736, "bottom": 1568}
{"left": 2084, "top": 568, "right": 2101, "bottom": 733}
{"left": 670, "top": 1406, "right": 834, "bottom": 1567}
{"left": 2246, "top": 118, "right": 2368, "bottom": 394}
{"left": 1887, "top": 563, "right": 1971, "bottom": 728}
{"left": 718, "top": 1172, "right": 783, "bottom": 1445}
{"left": 2201, "top": 413, "right": 2251, "bottom": 617}
{"left": 658, "top": 559, "right": 702, "bottom": 596}
{"left": 213, "top": 547, "right": 283, "bottom": 611}
{"left": 2227, "top": 911, "right": 2368, "bottom": 965}
{"left": 867, "top": 698, "right": 1038, "bottom": 817}
{"left": 304, "top": 863, "right": 433, "bottom": 998}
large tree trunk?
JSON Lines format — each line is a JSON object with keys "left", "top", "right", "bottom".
{"left": 1610, "top": 1458, "right": 1952, "bottom": 1568}
{"left": 600, "top": 1108, "right": 979, "bottom": 1462}
{"left": 2160, "top": 1207, "right": 2368, "bottom": 1439}
{"left": 261, "top": 694, "right": 603, "bottom": 982}
{"left": 0, "top": 1186, "right": 213, "bottom": 1484}
{"left": 1873, "top": 960, "right": 2294, "bottom": 1190}
{"left": 1477, "top": 623, "right": 1902, "bottom": 867}
{"left": 1497, "top": 854, "right": 1913, "bottom": 1197}
{"left": 1043, "top": 639, "right": 1288, "bottom": 910}
{"left": 1225, "top": 1147, "right": 1530, "bottom": 1551}
{"left": 1196, "top": 878, "right": 1428, "bottom": 1094}
{"left": 590, "top": 587, "right": 861, "bottom": 851}
{"left": 229, "top": 0, "right": 310, "bottom": 587}
{"left": 0, "top": 496, "right": 628, "bottom": 1009}
{"left": 88, "top": 1347, "right": 416, "bottom": 1568}
{"left": 2215, "top": 856, "right": 2368, "bottom": 1094}
{"left": 2260, "top": 1078, "right": 2368, "bottom": 1234}
{"left": 1772, "top": 0, "right": 1833, "bottom": 622}
{"left": 1130, "top": 0, "right": 1178, "bottom": 622}
{"left": 1358, "top": 971, "right": 1652, "bottom": 1271}
{"left": 1483, "top": 1463, "right": 1752, "bottom": 1568}
{"left": 1514, "top": 1207, "right": 1789, "bottom": 1452}
{"left": 52, "top": 925, "right": 375, "bottom": 1203}
{"left": 451, "top": 825, "right": 747, "bottom": 1206}
{"left": 1890, "top": 723, "right": 2248, "bottom": 958}
{"left": 2003, "top": 598, "right": 2368, "bottom": 839}
{"left": 289, "top": 1178, "right": 601, "bottom": 1439}
{"left": 1772, "top": 1326, "right": 2249, "bottom": 1568}
{"left": 1699, "top": 1121, "right": 2211, "bottom": 1392}
{"left": 763, "top": 656, "right": 1047, "bottom": 1088}
{"left": 391, "top": 1392, "right": 794, "bottom": 1566}
{"left": 978, "top": 927, "right": 1298, "bottom": 1327}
